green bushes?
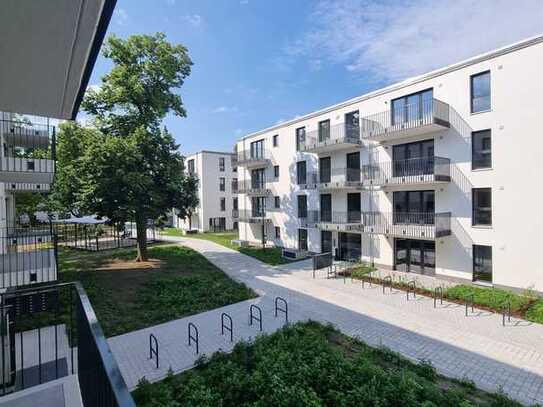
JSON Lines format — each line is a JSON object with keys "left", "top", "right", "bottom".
{"left": 445, "top": 285, "right": 532, "bottom": 313}
{"left": 133, "top": 322, "right": 522, "bottom": 407}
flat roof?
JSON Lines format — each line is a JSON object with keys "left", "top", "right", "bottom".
{"left": 239, "top": 33, "right": 543, "bottom": 141}
{"left": 187, "top": 150, "right": 236, "bottom": 157}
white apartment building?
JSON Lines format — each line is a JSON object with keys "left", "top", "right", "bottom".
{"left": 174, "top": 150, "right": 239, "bottom": 232}
{"left": 236, "top": 35, "right": 543, "bottom": 293}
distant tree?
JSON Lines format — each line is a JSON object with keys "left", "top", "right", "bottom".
{"left": 53, "top": 33, "right": 197, "bottom": 261}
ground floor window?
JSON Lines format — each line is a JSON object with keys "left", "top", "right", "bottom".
{"left": 209, "top": 217, "right": 226, "bottom": 232}
{"left": 298, "top": 228, "right": 308, "bottom": 251}
{"left": 473, "top": 244, "right": 492, "bottom": 283}
{"left": 338, "top": 232, "right": 361, "bottom": 261}
{"left": 321, "top": 230, "right": 332, "bottom": 254}
{"left": 233, "top": 221, "right": 238, "bottom": 230}
{"left": 394, "top": 239, "right": 435, "bottom": 275}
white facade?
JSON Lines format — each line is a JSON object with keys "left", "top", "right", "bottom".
{"left": 175, "top": 150, "right": 239, "bottom": 232}
{"left": 236, "top": 35, "right": 543, "bottom": 292}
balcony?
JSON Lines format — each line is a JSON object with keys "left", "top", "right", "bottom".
{"left": 5, "top": 182, "right": 51, "bottom": 192}
{"left": 236, "top": 149, "right": 270, "bottom": 168}
{"left": 363, "top": 212, "right": 451, "bottom": 239}
{"left": 361, "top": 99, "right": 450, "bottom": 142}
{"left": 362, "top": 157, "right": 451, "bottom": 188}
{"left": 237, "top": 180, "right": 271, "bottom": 195}
{"left": 312, "top": 210, "right": 363, "bottom": 232}
{"left": 317, "top": 168, "right": 363, "bottom": 191}
{"left": 0, "top": 120, "right": 56, "bottom": 184}
{"left": 238, "top": 209, "right": 271, "bottom": 224}
{"left": 300, "top": 123, "right": 362, "bottom": 154}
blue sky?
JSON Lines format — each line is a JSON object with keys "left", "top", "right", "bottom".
{"left": 87, "top": 0, "right": 543, "bottom": 155}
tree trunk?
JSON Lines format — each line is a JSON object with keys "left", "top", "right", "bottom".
{"left": 135, "top": 213, "right": 148, "bottom": 262}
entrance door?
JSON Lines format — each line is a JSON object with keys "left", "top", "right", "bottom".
{"left": 338, "top": 233, "right": 361, "bottom": 261}
{"left": 321, "top": 231, "right": 332, "bottom": 254}
{"left": 394, "top": 239, "right": 435, "bottom": 275}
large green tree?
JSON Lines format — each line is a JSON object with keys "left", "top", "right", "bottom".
{"left": 54, "top": 33, "right": 197, "bottom": 261}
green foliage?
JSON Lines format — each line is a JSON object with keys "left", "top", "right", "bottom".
{"left": 445, "top": 285, "right": 531, "bottom": 312}
{"left": 525, "top": 299, "right": 543, "bottom": 323}
{"left": 133, "top": 322, "right": 522, "bottom": 407}
{"left": 14, "top": 191, "right": 50, "bottom": 225}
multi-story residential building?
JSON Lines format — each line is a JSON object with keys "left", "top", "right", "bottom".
{"left": 236, "top": 34, "right": 543, "bottom": 293}
{"left": 174, "top": 150, "right": 239, "bottom": 232}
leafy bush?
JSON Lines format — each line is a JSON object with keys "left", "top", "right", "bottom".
{"left": 525, "top": 299, "right": 543, "bottom": 324}
{"left": 133, "top": 322, "right": 522, "bottom": 407}
{"left": 445, "top": 285, "right": 531, "bottom": 312}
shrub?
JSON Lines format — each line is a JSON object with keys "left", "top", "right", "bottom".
{"left": 445, "top": 285, "right": 531, "bottom": 312}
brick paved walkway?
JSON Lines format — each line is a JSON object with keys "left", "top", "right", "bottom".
{"left": 109, "top": 236, "right": 543, "bottom": 405}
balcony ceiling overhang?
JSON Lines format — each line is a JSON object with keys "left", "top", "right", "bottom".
{"left": 0, "top": 0, "right": 117, "bottom": 120}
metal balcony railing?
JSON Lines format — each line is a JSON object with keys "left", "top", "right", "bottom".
{"left": 317, "top": 167, "right": 363, "bottom": 189}
{"left": 236, "top": 149, "right": 270, "bottom": 167}
{"left": 363, "top": 212, "right": 451, "bottom": 239}
{"left": 362, "top": 156, "right": 451, "bottom": 186}
{"left": 297, "top": 171, "right": 318, "bottom": 189}
{"left": 360, "top": 99, "right": 450, "bottom": 140}
{"left": 300, "top": 122, "right": 361, "bottom": 153}
{"left": 317, "top": 210, "right": 363, "bottom": 224}
{"left": 237, "top": 179, "right": 271, "bottom": 195}
{"left": 0, "top": 120, "right": 56, "bottom": 175}
{"left": 238, "top": 209, "right": 270, "bottom": 223}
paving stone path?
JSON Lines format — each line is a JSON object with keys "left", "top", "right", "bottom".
{"left": 109, "top": 236, "right": 543, "bottom": 405}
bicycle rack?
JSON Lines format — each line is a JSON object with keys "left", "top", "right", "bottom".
{"left": 149, "top": 333, "right": 159, "bottom": 369}
{"left": 188, "top": 322, "right": 199, "bottom": 354}
{"left": 465, "top": 293, "right": 475, "bottom": 316}
{"left": 249, "top": 304, "right": 262, "bottom": 331}
{"left": 502, "top": 300, "right": 512, "bottom": 326}
{"left": 406, "top": 280, "right": 416, "bottom": 300}
{"left": 221, "top": 312, "right": 233, "bottom": 342}
{"left": 382, "top": 275, "right": 393, "bottom": 294}
{"left": 433, "top": 286, "right": 443, "bottom": 308}
{"left": 275, "top": 297, "right": 288, "bottom": 324}
{"left": 361, "top": 271, "right": 373, "bottom": 289}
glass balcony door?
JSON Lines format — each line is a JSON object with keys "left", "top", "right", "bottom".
{"left": 319, "top": 157, "right": 331, "bottom": 183}
{"left": 320, "top": 194, "right": 332, "bottom": 222}
{"left": 346, "top": 152, "right": 360, "bottom": 182}
{"left": 391, "top": 89, "right": 433, "bottom": 127}
{"left": 395, "top": 239, "right": 435, "bottom": 275}
{"left": 392, "top": 139, "right": 434, "bottom": 177}
{"left": 338, "top": 232, "right": 361, "bottom": 261}
{"left": 393, "top": 190, "right": 434, "bottom": 224}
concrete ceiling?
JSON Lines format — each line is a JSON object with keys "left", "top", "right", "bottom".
{"left": 0, "top": 0, "right": 116, "bottom": 120}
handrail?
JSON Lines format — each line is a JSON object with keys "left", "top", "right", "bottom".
{"left": 274, "top": 297, "right": 288, "bottom": 324}
{"left": 149, "top": 333, "right": 159, "bottom": 369}
{"left": 502, "top": 300, "right": 512, "bottom": 326}
{"left": 434, "top": 286, "right": 443, "bottom": 308}
{"left": 188, "top": 322, "right": 199, "bottom": 354}
{"left": 406, "top": 280, "right": 416, "bottom": 300}
{"left": 382, "top": 275, "right": 393, "bottom": 294}
{"left": 465, "top": 293, "right": 475, "bottom": 316}
{"left": 249, "top": 304, "right": 262, "bottom": 331}
{"left": 221, "top": 312, "right": 233, "bottom": 342}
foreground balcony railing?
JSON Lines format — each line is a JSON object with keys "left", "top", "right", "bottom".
{"left": 238, "top": 209, "right": 271, "bottom": 224}
{"left": 0, "top": 282, "right": 135, "bottom": 406}
{"left": 0, "top": 226, "right": 57, "bottom": 289}
{"left": 300, "top": 123, "right": 361, "bottom": 154}
{"left": 236, "top": 149, "right": 271, "bottom": 168}
{"left": 0, "top": 120, "right": 56, "bottom": 183}
{"left": 363, "top": 211, "right": 451, "bottom": 239}
{"left": 362, "top": 157, "right": 451, "bottom": 187}
{"left": 237, "top": 179, "right": 271, "bottom": 195}
{"left": 316, "top": 167, "right": 363, "bottom": 190}
{"left": 306, "top": 210, "right": 363, "bottom": 231}
{"left": 361, "top": 99, "right": 450, "bottom": 142}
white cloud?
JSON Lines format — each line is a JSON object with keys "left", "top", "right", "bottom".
{"left": 181, "top": 14, "right": 203, "bottom": 27}
{"left": 212, "top": 106, "right": 239, "bottom": 114}
{"left": 287, "top": 0, "right": 543, "bottom": 82}
{"left": 113, "top": 8, "right": 128, "bottom": 26}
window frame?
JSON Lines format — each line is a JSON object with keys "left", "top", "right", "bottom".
{"left": 296, "top": 127, "right": 306, "bottom": 151}
{"left": 219, "top": 177, "right": 225, "bottom": 192}
{"left": 473, "top": 244, "right": 493, "bottom": 283}
{"left": 274, "top": 165, "right": 280, "bottom": 179}
{"left": 274, "top": 196, "right": 280, "bottom": 209}
{"left": 472, "top": 188, "right": 492, "bottom": 226}
{"left": 272, "top": 134, "right": 278, "bottom": 147}
{"left": 470, "top": 70, "right": 491, "bottom": 114}
{"left": 220, "top": 197, "right": 226, "bottom": 212}
{"left": 471, "top": 129, "right": 492, "bottom": 170}
{"left": 219, "top": 157, "right": 225, "bottom": 172}
{"left": 275, "top": 226, "right": 281, "bottom": 239}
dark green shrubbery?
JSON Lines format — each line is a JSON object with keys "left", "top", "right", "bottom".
{"left": 133, "top": 322, "right": 523, "bottom": 407}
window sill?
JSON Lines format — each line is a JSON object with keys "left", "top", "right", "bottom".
{"left": 470, "top": 109, "right": 492, "bottom": 116}
{"left": 472, "top": 224, "right": 493, "bottom": 229}
{"left": 472, "top": 280, "right": 493, "bottom": 287}
{"left": 471, "top": 167, "right": 493, "bottom": 172}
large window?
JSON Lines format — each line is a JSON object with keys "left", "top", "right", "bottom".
{"left": 298, "top": 229, "right": 308, "bottom": 251}
{"left": 346, "top": 152, "right": 360, "bottom": 182}
{"left": 274, "top": 196, "right": 280, "bottom": 209}
{"left": 393, "top": 190, "right": 434, "bottom": 224}
{"left": 219, "top": 157, "right": 225, "bottom": 172}
{"left": 471, "top": 71, "right": 491, "bottom": 113}
{"left": 274, "top": 165, "right": 280, "bottom": 179}
{"left": 233, "top": 197, "right": 238, "bottom": 210}
{"left": 320, "top": 194, "right": 332, "bottom": 222}
{"left": 273, "top": 134, "right": 278, "bottom": 147}
{"left": 319, "top": 157, "right": 331, "bottom": 183}
{"left": 275, "top": 226, "right": 281, "bottom": 239}
{"left": 391, "top": 89, "right": 433, "bottom": 126}
{"left": 472, "top": 130, "right": 492, "bottom": 170}
{"left": 345, "top": 110, "right": 360, "bottom": 139}
{"left": 393, "top": 139, "right": 434, "bottom": 177}
{"left": 220, "top": 198, "right": 226, "bottom": 211}
{"left": 296, "top": 161, "right": 307, "bottom": 185}
{"left": 250, "top": 139, "right": 264, "bottom": 159}
{"left": 296, "top": 127, "right": 306, "bottom": 151}
{"left": 251, "top": 196, "right": 266, "bottom": 217}
{"left": 297, "top": 195, "right": 307, "bottom": 218}
{"left": 473, "top": 245, "right": 492, "bottom": 282}
{"left": 251, "top": 168, "right": 265, "bottom": 189}
{"left": 219, "top": 177, "right": 225, "bottom": 191}
{"left": 472, "top": 188, "right": 492, "bottom": 226}
{"left": 318, "top": 119, "right": 330, "bottom": 142}
{"left": 187, "top": 159, "right": 195, "bottom": 175}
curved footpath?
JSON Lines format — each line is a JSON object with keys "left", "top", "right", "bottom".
{"left": 108, "top": 236, "right": 543, "bottom": 405}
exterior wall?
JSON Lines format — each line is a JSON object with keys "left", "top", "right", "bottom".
{"left": 176, "top": 151, "right": 238, "bottom": 232}
{"left": 236, "top": 37, "right": 543, "bottom": 292}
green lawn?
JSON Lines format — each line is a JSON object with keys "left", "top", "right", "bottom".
{"left": 162, "top": 229, "right": 299, "bottom": 266}
{"left": 134, "top": 321, "right": 521, "bottom": 407}
{"left": 57, "top": 244, "right": 256, "bottom": 337}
